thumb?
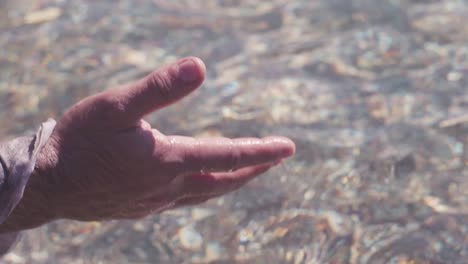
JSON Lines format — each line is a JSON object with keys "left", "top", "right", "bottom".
{"left": 98, "top": 57, "right": 206, "bottom": 127}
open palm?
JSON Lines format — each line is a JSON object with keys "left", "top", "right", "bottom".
{"left": 31, "top": 57, "right": 295, "bottom": 222}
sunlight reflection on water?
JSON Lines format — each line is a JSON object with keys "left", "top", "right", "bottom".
{"left": 1, "top": 0, "right": 467, "bottom": 263}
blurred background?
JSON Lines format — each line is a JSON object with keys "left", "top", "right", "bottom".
{"left": 0, "top": 0, "right": 467, "bottom": 263}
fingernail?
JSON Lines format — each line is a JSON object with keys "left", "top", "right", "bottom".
{"left": 178, "top": 59, "right": 199, "bottom": 83}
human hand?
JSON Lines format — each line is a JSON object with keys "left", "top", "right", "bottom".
{"left": 10, "top": 57, "right": 295, "bottom": 227}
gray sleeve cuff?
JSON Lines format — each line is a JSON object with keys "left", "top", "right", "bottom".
{"left": 0, "top": 119, "right": 56, "bottom": 255}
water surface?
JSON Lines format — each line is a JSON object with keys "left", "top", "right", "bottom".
{"left": 1, "top": 0, "right": 467, "bottom": 263}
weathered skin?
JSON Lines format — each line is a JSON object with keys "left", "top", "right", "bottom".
{"left": 0, "top": 57, "right": 295, "bottom": 232}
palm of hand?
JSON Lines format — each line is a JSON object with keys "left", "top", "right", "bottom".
{"left": 36, "top": 57, "right": 295, "bottom": 221}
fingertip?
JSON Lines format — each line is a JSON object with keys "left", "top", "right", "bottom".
{"left": 265, "top": 136, "right": 296, "bottom": 158}
{"left": 176, "top": 57, "right": 206, "bottom": 85}
{"left": 192, "top": 57, "right": 206, "bottom": 77}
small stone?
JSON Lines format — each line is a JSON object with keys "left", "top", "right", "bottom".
{"left": 205, "top": 242, "right": 225, "bottom": 261}
{"left": 178, "top": 226, "right": 203, "bottom": 251}
{"left": 294, "top": 250, "right": 306, "bottom": 264}
{"left": 124, "top": 49, "right": 147, "bottom": 66}
{"left": 24, "top": 7, "right": 62, "bottom": 25}
{"left": 394, "top": 154, "right": 416, "bottom": 178}
{"left": 3, "top": 253, "right": 25, "bottom": 264}
{"left": 320, "top": 211, "right": 352, "bottom": 236}
{"left": 133, "top": 222, "right": 146, "bottom": 232}
{"left": 304, "top": 190, "right": 314, "bottom": 200}
{"left": 191, "top": 208, "right": 214, "bottom": 221}
{"left": 447, "top": 71, "right": 462, "bottom": 82}
{"left": 238, "top": 229, "right": 254, "bottom": 245}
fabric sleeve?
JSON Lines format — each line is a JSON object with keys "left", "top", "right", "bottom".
{"left": 0, "top": 119, "right": 56, "bottom": 255}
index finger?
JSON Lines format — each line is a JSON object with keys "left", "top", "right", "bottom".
{"left": 164, "top": 136, "right": 296, "bottom": 173}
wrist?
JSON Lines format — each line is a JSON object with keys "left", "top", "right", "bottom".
{"left": 0, "top": 141, "right": 59, "bottom": 234}
{"left": 0, "top": 168, "right": 56, "bottom": 234}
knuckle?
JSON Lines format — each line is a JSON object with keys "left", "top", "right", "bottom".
{"left": 146, "top": 71, "right": 173, "bottom": 101}
{"left": 157, "top": 137, "right": 185, "bottom": 173}
{"left": 172, "top": 138, "right": 196, "bottom": 170}
{"left": 154, "top": 135, "right": 172, "bottom": 157}
{"left": 92, "top": 94, "right": 126, "bottom": 121}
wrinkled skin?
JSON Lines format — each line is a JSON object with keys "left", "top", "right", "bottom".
{"left": 3, "top": 57, "right": 295, "bottom": 229}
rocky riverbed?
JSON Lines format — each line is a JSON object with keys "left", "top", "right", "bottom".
{"left": 1, "top": 0, "right": 467, "bottom": 263}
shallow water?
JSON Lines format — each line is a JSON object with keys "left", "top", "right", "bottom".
{"left": 1, "top": 0, "right": 467, "bottom": 263}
